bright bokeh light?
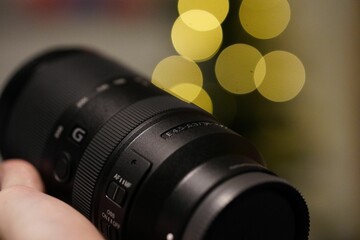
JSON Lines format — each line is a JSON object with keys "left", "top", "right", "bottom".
{"left": 170, "top": 83, "right": 213, "bottom": 113}
{"left": 215, "top": 43, "right": 264, "bottom": 94}
{"left": 153, "top": 0, "right": 305, "bottom": 106}
{"left": 193, "top": 89, "right": 213, "bottom": 113}
{"left": 152, "top": 56, "right": 203, "bottom": 100}
{"left": 172, "top": 10, "right": 223, "bottom": 61}
{"left": 178, "top": 0, "right": 229, "bottom": 24}
{"left": 239, "top": 0, "right": 291, "bottom": 39}
{"left": 254, "top": 51, "right": 306, "bottom": 102}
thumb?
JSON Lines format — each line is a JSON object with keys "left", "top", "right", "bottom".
{"left": 0, "top": 159, "right": 104, "bottom": 240}
{"left": 0, "top": 159, "right": 44, "bottom": 192}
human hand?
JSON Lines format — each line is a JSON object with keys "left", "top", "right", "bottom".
{"left": 0, "top": 159, "right": 104, "bottom": 240}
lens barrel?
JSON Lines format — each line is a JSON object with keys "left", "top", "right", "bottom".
{"left": 0, "top": 49, "right": 309, "bottom": 240}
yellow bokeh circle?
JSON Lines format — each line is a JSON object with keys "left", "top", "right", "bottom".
{"left": 239, "top": 0, "right": 291, "bottom": 39}
{"left": 152, "top": 55, "right": 203, "bottom": 101}
{"left": 170, "top": 83, "right": 213, "bottom": 113}
{"left": 255, "top": 51, "right": 306, "bottom": 102}
{"left": 172, "top": 10, "right": 223, "bottom": 61}
{"left": 193, "top": 89, "right": 213, "bottom": 113}
{"left": 178, "top": 0, "right": 229, "bottom": 24}
{"left": 215, "top": 43, "right": 264, "bottom": 94}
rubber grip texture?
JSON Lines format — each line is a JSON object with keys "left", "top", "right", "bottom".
{"left": 72, "top": 95, "right": 198, "bottom": 218}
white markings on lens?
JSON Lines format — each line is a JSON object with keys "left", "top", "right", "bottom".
{"left": 113, "top": 78, "right": 127, "bottom": 85}
{"left": 166, "top": 233, "right": 174, "bottom": 240}
{"left": 96, "top": 83, "right": 110, "bottom": 93}
{"left": 113, "top": 173, "right": 133, "bottom": 189}
{"left": 76, "top": 96, "right": 89, "bottom": 108}
{"left": 71, "top": 127, "right": 87, "bottom": 143}
{"left": 161, "top": 121, "right": 226, "bottom": 139}
{"left": 101, "top": 210, "right": 121, "bottom": 229}
{"left": 54, "top": 125, "right": 64, "bottom": 139}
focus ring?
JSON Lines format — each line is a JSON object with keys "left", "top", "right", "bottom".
{"left": 72, "top": 95, "right": 199, "bottom": 218}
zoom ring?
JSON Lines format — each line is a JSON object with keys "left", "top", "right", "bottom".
{"left": 72, "top": 95, "right": 199, "bottom": 218}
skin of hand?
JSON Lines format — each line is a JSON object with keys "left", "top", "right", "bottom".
{"left": 0, "top": 159, "right": 104, "bottom": 240}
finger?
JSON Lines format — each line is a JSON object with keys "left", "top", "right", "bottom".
{"left": 0, "top": 184, "right": 104, "bottom": 240}
{"left": 0, "top": 159, "right": 44, "bottom": 192}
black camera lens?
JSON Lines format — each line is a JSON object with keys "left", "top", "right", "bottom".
{"left": 0, "top": 49, "right": 309, "bottom": 240}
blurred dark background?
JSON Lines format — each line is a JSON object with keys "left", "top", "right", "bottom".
{"left": 0, "top": 1, "right": 359, "bottom": 239}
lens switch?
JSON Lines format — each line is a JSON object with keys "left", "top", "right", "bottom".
{"left": 106, "top": 181, "right": 119, "bottom": 200}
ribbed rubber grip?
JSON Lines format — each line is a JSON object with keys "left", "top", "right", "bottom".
{"left": 72, "top": 95, "right": 199, "bottom": 218}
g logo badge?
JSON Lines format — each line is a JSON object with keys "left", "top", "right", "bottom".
{"left": 71, "top": 127, "right": 87, "bottom": 144}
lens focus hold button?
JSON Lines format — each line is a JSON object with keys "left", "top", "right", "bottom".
{"left": 54, "top": 153, "right": 71, "bottom": 182}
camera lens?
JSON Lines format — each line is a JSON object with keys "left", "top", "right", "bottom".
{"left": 0, "top": 49, "right": 309, "bottom": 240}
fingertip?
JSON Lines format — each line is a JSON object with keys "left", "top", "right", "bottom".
{"left": 0, "top": 159, "right": 44, "bottom": 192}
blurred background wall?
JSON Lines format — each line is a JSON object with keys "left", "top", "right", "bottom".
{"left": 0, "top": 0, "right": 359, "bottom": 239}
